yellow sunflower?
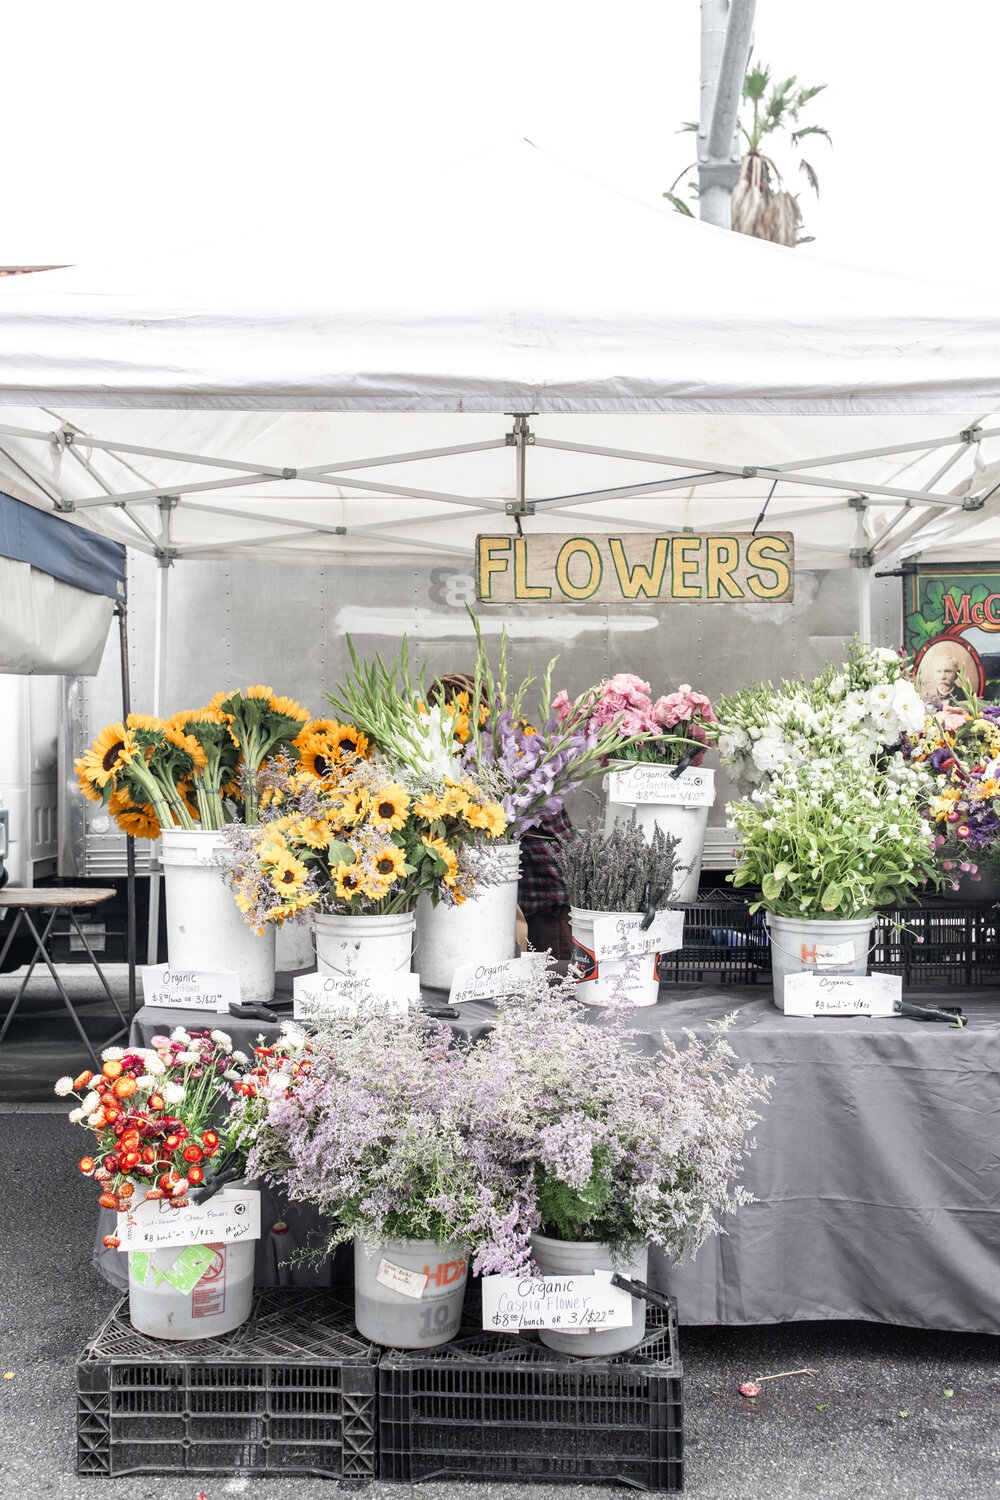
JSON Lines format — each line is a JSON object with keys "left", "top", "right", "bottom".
{"left": 413, "top": 790, "right": 446, "bottom": 820}
{"left": 163, "top": 726, "right": 209, "bottom": 770}
{"left": 371, "top": 844, "right": 407, "bottom": 884}
{"left": 368, "top": 783, "right": 411, "bottom": 832}
{"left": 267, "top": 850, "right": 308, "bottom": 896}
{"left": 463, "top": 801, "right": 507, "bottom": 837}
{"left": 287, "top": 816, "right": 332, "bottom": 850}
{"left": 271, "top": 694, "right": 310, "bottom": 724}
{"left": 359, "top": 869, "right": 394, "bottom": 901}
{"left": 243, "top": 685, "right": 277, "bottom": 705}
{"left": 127, "top": 712, "right": 167, "bottom": 734}
{"left": 294, "top": 721, "right": 343, "bottom": 781}
{"left": 421, "top": 834, "right": 459, "bottom": 886}
{"left": 331, "top": 721, "right": 371, "bottom": 764}
{"left": 108, "top": 788, "right": 162, "bottom": 840}
{"left": 332, "top": 787, "right": 368, "bottom": 827}
{"left": 333, "top": 860, "right": 364, "bottom": 901}
{"left": 75, "top": 722, "right": 139, "bottom": 792}
{"left": 437, "top": 783, "right": 471, "bottom": 818}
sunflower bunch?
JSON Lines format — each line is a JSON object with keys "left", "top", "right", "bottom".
{"left": 226, "top": 753, "right": 508, "bottom": 931}
{"left": 74, "top": 686, "right": 313, "bottom": 838}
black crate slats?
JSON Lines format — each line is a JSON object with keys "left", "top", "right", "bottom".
{"left": 379, "top": 1298, "right": 683, "bottom": 1491}
{"left": 76, "top": 1288, "right": 378, "bottom": 1480}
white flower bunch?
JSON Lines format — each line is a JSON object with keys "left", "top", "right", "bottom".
{"left": 713, "top": 641, "right": 924, "bottom": 792}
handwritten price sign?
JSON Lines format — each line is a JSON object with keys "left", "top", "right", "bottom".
{"left": 607, "top": 765, "right": 715, "bottom": 808}
{"left": 481, "top": 1272, "right": 635, "bottom": 1332}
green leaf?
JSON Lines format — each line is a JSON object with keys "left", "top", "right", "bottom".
{"left": 327, "top": 840, "right": 355, "bottom": 867}
{"left": 816, "top": 1403, "right": 829, "bottom": 1411}
{"left": 772, "top": 861, "right": 793, "bottom": 881}
{"left": 762, "top": 873, "right": 784, "bottom": 900}
{"left": 943, "top": 1388, "right": 954, "bottom": 1399}
{"left": 820, "top": 883, "right": 843, "bottom": 912}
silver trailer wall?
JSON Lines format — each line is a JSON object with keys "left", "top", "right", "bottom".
{"left": 59, "top": 550, "right": 900, "bottom": 879}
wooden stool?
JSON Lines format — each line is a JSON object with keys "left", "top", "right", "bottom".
{"left": 0, "top": 888, "right": 127, "bottom": 1066}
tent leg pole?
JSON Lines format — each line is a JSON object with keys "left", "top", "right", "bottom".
{"left": 147, "top": 553, "right": 170, "bottom": 968}
{"left": 115, "top": 601, "right": 137, "bottom": 1022}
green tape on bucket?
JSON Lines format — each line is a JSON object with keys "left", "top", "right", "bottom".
{"left": 163, "top": 1244, "right": 217, "bottom": 1294}
{"left": 129, "top": 1251, "right": 150, "bottom": 1286}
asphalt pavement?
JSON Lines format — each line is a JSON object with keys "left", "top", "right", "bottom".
{"left": 1, "top": 964, "right": 999, "bottom": 1499}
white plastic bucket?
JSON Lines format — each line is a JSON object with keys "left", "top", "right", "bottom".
{"left": 354, "top": 1237, "right": 468, "bottom": 1348}
{"left": 415, "top": 842, "right": 521, "bottom": 990}
{"left": 312, "top": 910, "right": 415, "bottom": 978}
{"left": 766, "top": 912, "right": 874, "bottom": 1011}
{"left": 530, "top": 1232, "right": 648, "bottom": 1357}
{"left": 604, "top": 765, "right": 715, "bottom": 903}
{"left": 159, "top": 828, "right": 275, "bottom": 1004}
{"left": 569, "top": 906, "right": 661, "bottom": 1007}
{"left": 126, "top": 1184, "right": 258, "bottom": 1341}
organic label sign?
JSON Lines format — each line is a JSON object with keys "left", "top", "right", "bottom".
{"left": 115, "top": 1188, "right": 260, "bottom": 1251}
{"left": 591, "top": 911, "right": 685, "bottom": 962}
{"left": 481, "top": 1272, "right": 635, "bottom": 1332}
{"left": 141, "top": 964, "right": 239, "bottom": 1014}
{"left": 476, "top": 533, "right": 794, "bottom": 604}
{"left": 292, "top": 970, "right": 420, "bottom": 1019}
{"left": 608, "top": 765, "right": 715, "bottom": 807}
{"left": 449, "top": 953, "right": 547, "bottom": 1006}
{"left": 782, "top": 973, "right": 902, "bottom": 1017}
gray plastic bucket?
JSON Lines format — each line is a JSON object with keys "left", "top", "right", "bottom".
{"left": 128, "top": 1239, "right": 255, "bottom": 1341}
{"left": 354, "top": 1237, "right": 468, "bottom": 1348}
{"left": 530, "top": 1232, "right": 648, "bottom": 1356}
{"left": 766, "top": 912, "right": 874, "bottom": 1010}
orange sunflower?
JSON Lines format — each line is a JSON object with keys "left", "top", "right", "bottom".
{"left": 108, "top": 788, "right": 162, "bottom": 840}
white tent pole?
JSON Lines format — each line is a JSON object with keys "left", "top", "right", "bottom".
{"left": 146, "top": 501, "right": 173, "bottom": 967}
{"left": 854, "top": 501, "right": 872, "bottom": 639}
{"left": 698, "top": 0, "right": 755, "bottom": 229}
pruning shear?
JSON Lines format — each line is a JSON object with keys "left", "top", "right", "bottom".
{"left": 187, "top": 1151, "right": 243, "bottom": 1205}
{"left": 668, "top": 744, "right": 700, "bottom": 780}
{"left": 639, "top": 880, "right": 673, "bottom": 931}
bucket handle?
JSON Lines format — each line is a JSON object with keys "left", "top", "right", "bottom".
{"left": 767, "top": 924, "right": 878, "bottom": 963}
{"left": 311, "top": 922, "right": 418, "bottom": 975}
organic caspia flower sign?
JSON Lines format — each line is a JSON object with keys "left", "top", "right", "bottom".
{"left": 141, "top": 964, "right": 239, "bottom": 1014}
{"left": 481, "top": 1271, "right": 635, "bottom": 1332}
{"left": 115, "top": 1188, "right": 260, "bottom": 1251}
{"left": 782, "top": 973, "right": 902, "bottom": 1018}
{"left": 449, "top": 953, "right": 547, "bottom": 1006}
{"left": 591, "top": 911, "right": 685, "bottom": 962}
{"left": 293, "top": 969, "right": 420, "bottom": 1019}
{"left": 607, "top": 765, "right": 715, "bottom": 807}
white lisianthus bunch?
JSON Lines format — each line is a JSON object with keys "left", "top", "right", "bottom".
{"left": 712, "top": 641, "right": 924, "bottom": 792}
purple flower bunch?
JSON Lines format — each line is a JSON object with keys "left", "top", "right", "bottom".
{"left": 464, "top": 709, "right": 602, "bottom": 838}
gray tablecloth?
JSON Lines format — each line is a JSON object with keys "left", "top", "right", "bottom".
{"left": 96, "top": 983, "right": 1000, "bottom": 1333}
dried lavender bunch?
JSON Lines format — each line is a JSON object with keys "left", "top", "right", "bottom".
{"left": 556, "top": 816, "right": 687, "bottom": 911}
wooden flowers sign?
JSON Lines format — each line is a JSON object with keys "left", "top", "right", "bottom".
{"left": 475, "top": 532, "right": 794, "bottom": 604}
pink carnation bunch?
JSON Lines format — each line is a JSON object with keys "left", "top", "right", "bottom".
{"left": 553, "top": 677, "right": 715, "bottom": 767}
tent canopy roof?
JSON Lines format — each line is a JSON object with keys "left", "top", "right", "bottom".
{"left": 0, "top": 142, "right": 998, "bottom": 568}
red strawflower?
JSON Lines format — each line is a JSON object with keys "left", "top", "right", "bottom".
{"left": 102, "top": 1235, "right": 121, "bottom": 1250}
{"left": 78, "top": 1157, "right": 95, "bottom": 1175}
{"left": 182, "top": 1145, "right": 203, "bottom": 1164}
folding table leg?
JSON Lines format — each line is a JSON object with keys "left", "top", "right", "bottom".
{"left": 4, "top": 908, "right": 103, "bottom": 1067}
{"left": 65, "top": 909, "right": 129, "bottom": 1027}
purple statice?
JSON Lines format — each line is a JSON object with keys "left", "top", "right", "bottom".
{"left": 458, "top": 962, "right": 772, "bottom": 1271}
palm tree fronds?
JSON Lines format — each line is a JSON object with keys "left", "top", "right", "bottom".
{"left": 799, "top": 158, "right": 820, "bottom": 195}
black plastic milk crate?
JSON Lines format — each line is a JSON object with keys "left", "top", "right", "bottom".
{"left": 658, "top": 891, "right": 770, "bottom": 985}
{"left": 870, "top": 899, "right": 1000, "bottom": 986}
{"left": 76, "top": 1288, "right": 378, "bottom": 1481}
{"left": 378, "top": 1296, "right": 683, "bottom": 1491}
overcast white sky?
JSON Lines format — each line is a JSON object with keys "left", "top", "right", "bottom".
{"left": 5, "top": 1, "right": 997, "bottom": 286}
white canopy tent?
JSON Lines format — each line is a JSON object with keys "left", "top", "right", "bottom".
{"left": 0, "top": 141, "right": 997, "bottom": 603}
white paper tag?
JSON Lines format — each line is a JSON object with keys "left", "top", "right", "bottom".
{"left": 449, "top": 953, "right": 546, "bottom": 1005}
{"left": 293, "top": 970, "right": 420, "bottom": 1019}
{"left": 375, "top": 1258, "right": 428, "bottom": 1299}
{"left": 591, "top": 910, "right": 685, "bottom": 961}
{"left": 481, "top": 1271, "right": 635, "bottom": 1332}
{"left": 115, "top": 1188, "right": 260, "bottom": 1250}
{"left": 782, "top": 973, "right": 902, "bottom": 1017}
{"left": 808, "top": 941, "right": 857, "bottom": 968}
{"left": 141, "top": 964, "right": 239, "bottom": 1014}
{"left": 608, "top": 765, "right": 714, "bottom": 808}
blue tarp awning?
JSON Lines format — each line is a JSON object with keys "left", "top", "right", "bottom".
{"left": 0, "top": 491, "right": 125, "bottom": 600}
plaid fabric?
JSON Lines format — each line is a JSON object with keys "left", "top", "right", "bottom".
{"left": 517, "top": 807, "right": 573, "bottom": 916}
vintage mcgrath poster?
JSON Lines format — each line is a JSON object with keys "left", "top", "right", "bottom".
{"left": 904, "top": 562, "right": 1000, "bottom": 702}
